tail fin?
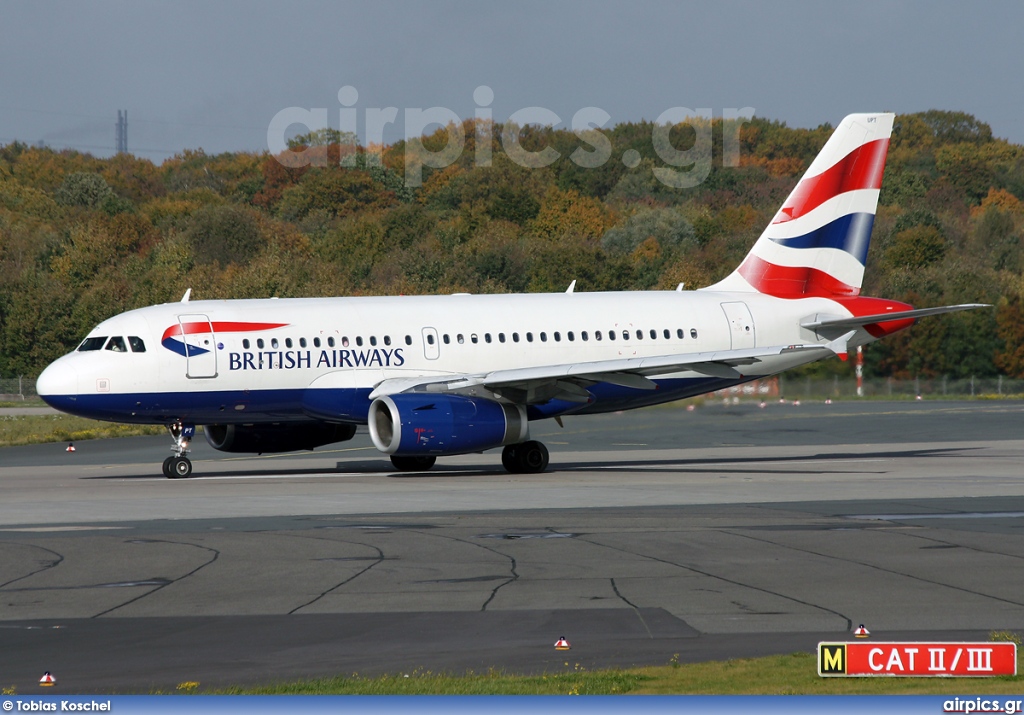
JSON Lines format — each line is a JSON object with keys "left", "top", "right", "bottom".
{"left": 706, "top": 113, "right": 894, "bottom": 298}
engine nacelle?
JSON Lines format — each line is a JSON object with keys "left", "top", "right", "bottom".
{"left": 204, "top": 422, "right": 356, "bottom": 454}
{"left": 367, "top": 394, "right": 527, "bottom": 456}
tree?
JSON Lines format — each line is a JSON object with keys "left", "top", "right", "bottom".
{"left": 54, "top": 172, "right": 114, "bottom": 208}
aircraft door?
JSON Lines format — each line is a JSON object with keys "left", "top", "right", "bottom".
{"left": 720, "top": 302, "right": 755, "bottom": 349}
{"left": 177, "top": 313, "right": 218, "bottom": 378}
{"left": 422, "top": 327, "right": 440, "bottom": 360}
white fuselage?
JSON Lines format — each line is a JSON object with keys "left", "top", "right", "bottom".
{"left": 37, "top": 289, "right": 854, "bottom": 426}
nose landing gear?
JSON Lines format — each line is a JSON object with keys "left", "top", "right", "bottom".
{"left": 163, "top": 421, "right": 195, "bottom": 479}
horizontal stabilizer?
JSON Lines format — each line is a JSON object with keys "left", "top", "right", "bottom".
{"left": 802, "top": 303, "right": 989, "bottom": 331}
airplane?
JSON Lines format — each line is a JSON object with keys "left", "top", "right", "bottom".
{"left": 36, "top": 113, "right": 986, "bottom": 478}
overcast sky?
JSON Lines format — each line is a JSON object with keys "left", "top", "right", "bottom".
{"left": 1, "top": 0, "right": 1021, "bottom": 163}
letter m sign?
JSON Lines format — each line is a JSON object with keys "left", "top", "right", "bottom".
{"left": 818, "top": 643, "right": 847, "bottom": 675}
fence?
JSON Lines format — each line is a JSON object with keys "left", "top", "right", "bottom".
{"left": 718, "top": 375, "right": 1024, "bottom": 401}
{"left": 0, "top": 377, "right": 37, "bottom": 401}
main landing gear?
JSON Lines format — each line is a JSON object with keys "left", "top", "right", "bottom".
{"left": 162, "top": 421, "right": 195, "bottom": 479}
{"left": 387, "top": 440, "right": 550, "bottom": 474}
{"left": 501, "top": 441, "right": 549, "bottom": 474}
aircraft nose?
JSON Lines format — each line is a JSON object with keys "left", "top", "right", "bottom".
{"left": 36, "top": 358, "right": 78, "bottom": 405}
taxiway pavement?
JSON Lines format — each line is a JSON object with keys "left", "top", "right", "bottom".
{"left": 1, "top": 400, "right": 1023, "bottom": 692}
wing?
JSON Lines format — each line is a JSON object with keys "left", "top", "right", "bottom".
{"left": 368, "top": 343, "right": 830, "bottom": 404}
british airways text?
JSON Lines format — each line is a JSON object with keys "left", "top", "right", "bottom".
{"left": 229, "top": 348, "right": 405, "bottom": 370}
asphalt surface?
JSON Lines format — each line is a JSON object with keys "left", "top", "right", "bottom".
{"left": 1, "top": 399, "right": 1023, "bottom": 692}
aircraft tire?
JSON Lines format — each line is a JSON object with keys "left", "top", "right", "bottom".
{"left": 390, "top": 455, "right": 436, "bottom": 472}
{"left": 502, "top": 441, "right": 549, "bottom": 474}
{"left": 169, "top": 456, "right": 192, "bottom": 479}
{"left": 518, "top": 440, "right": 549, "bottom": 474}
{"left": 501, "top": 445, "right": 522, "bottom": 473}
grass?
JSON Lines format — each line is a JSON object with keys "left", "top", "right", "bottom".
{"left": 199, "top": 649, "right": 1024, "bottom": 696}
{"left": 0, "top": 414, "right": 163, "bottom": 447}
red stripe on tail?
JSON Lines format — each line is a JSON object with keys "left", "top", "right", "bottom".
{"left": 773, "top": 138, "right": 889, "bottom": 224}
{"left": 737, "top": 255, "right": 860, "bottom": 298}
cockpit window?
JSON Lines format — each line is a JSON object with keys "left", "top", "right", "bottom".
{"left": 128, "top": 336, "right": 146, "bottom": 353}
{"left": 78, "top": 337, "right": 107, "bottom": 351}
{"left": 104, "top": 336, "right": 127, "bottom": 352}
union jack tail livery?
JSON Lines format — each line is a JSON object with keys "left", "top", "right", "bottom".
{"left": 708, "top": 113, "right": 893, "bottom": 298}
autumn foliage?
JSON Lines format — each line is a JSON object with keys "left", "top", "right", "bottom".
{"left": 0, "top": 110, "right": 1022, "bottom": 379}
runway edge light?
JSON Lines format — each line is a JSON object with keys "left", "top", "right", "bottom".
{"left": 39, "top": 672, "right": 55, "bottom": 686}
{"left": 854, "top": 624, "right": 870, "bottom": 638}
{"left": 555, "top": 636, "right": 571, "bottom": 650}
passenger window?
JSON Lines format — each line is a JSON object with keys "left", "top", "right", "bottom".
{"left": 512, "top": 333, "right": 520, "bottom": 343}
{"left": 104, "top": 336, "right": 127, "bottom": 352}
{"left": 328, "top": 337, "right": 335, "bottom": 347}
{"left": 257, "top": 339, "right": 265, "bottom": 349}
{"left": 691, "top": 328, "right": 698, "bottom": 339}
{"left": 663, "top": 329, "right": 670, "bottom": 339}
{"left": 443, "top": 334, "right": 450, "bottom": 344}
{"left": 622, "top": 330, "right": 629, "bottom": 340}
{"left": 356, "top": 336, "right": 363, "bottom": 347}
{"left": 554, "top": 332, "right": 561, "bottom": 342}
{"left": 608, "top": 331, "right": 616, "bottom": 341}
{"left": 595, "top": 331, "right": 602, "bottom": 341}
{"left": 471, "top": 334, "right": 478, "bottom": 344}
{"left": 540, "top": 332, "right": 547, "bottom": 342}
{"left": 285, "top": 338, "right": 293, "bottom": 348}
{"left": 457, "top": 334, "right": 465, "bottom": 344}
{"left": 271, "top": 338, "right": 279, "bottom": 349}
{"left": 128, "top": 336, "right": 146, "bottom": 352}
{"left": 526, "top": 332, "right": 534, "bottom": 342}
{"left": 342, "top": 336, "right": 349, "bottom": 347}
{"left": 405, "top": 335, "right": 412, "bottom": 345}
{"left": 243, "top": 339, "right": 250, "bottom": 349}
{"left": 314, "top": 337, "right": 321, "bottom": 348}
{"left": 581, "top": 331, "right": 588, "bottom": 341}
{"left": 636, "top": 330, "right": 643, "bottom": 340}
{"left": 650, "top": 329, "right": 656, "bottom": 339}
{"left": 677, "top": 329, "right": 684, "bottom": 339}
{"left": 427, "top": 334, "right": 435, "bottom": 345}
{"left": 384, "top": 335, "right": 391, "bottom": 346}
{"left": 78, "top": 337, "right": 108, "bottom": 351}
{"left": 370, "top": 336, "right": 377, "bottom": 346}
{"left": 499, "top": 333, "right": 506, "bottom": 343}
{"left": 300, "top": 338, "right": 307, "bottom": 348}
{"left": 568, "top": 331, "right": 574, "bottom": 341}
{"left": 485, "top": 333, "right": 492, "bottom": 343}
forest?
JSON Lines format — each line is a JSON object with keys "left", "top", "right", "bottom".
{"left": 0, "top": 109, "right": 1022, "bottom": 381}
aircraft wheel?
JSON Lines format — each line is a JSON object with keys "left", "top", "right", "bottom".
{"left": 390, "top": 455, "right": 436, "bottom": 472}
{"left": 169, "top": 456, "right": 192, "bottom": 479}
{"left": 502, "top": 441, "right": 549, "bottom": 474}
{"left": 162, "top": 457, "right": 174, "bottom": 478}
{"left": 501, "top": 444, "right": 523, "bottom": 473}
{"left": 518, "top": 440, "right": 549, "bottom": 474}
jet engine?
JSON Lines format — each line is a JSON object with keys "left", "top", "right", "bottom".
{"left": 367, "top": 394, "right": 527, "bottom": 456}
{"left": 204, "top": 422, "right": 356, "bottom": 454}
